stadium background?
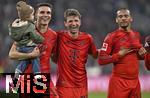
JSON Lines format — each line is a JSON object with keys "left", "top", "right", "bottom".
{"left": 0, "top": 0, "right": 150, "bottom": 98}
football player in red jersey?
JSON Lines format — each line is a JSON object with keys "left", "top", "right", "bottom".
{"left": 144, "top": 35, "right": 150, "bottom": 53}
{"left": 144, "top": 35, "right": 150, "bottom": 70}
{"left": 9, "top": 3, "right": 58, "bottom": 98}
{"left": 145, "top": 54, "right": 150, "bottom": 70}
{"left": 52, "top": 9, "right": 98, "bottom": 98}
{"left": 98, "top": 8, "right": 147, "bottom": 98}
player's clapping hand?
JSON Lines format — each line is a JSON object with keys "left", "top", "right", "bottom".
{"left": 119, "top": 47, "right": 133, "bottom": 57}
{"left": 138, "top": 47, "right": 147, "bottom": 56}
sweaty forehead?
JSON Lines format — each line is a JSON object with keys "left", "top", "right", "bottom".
{"left": 117, "top": 10, "right": 130, "bottom": 15}
{"left": 37, "top": 6, "right": 51, "bottom": 12}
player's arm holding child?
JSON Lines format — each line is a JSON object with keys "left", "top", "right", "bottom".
{"left": 9, "top": 42, "right": 40, "bottom": 60}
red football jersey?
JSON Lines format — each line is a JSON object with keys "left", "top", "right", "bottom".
{"left": 99, "top": 29, "right": 142, "bottom": 79}
{"left": 145, "top": 54, "right": 150, "bottom": 70}
{"left": 55, "top": 31, "right": 97, "bottom": 87}
{"left": 24, "top": 28, "right": 57, "bottom": 73}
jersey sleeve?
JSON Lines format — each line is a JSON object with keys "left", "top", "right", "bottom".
{"left": 144, "top": 53, "right": 150, "bottom": 70}
{"left": 135, "top": 31, "right": 145, "bottom": 60}
{"left": 98, "top": 33, "right": 121, "bottom": 65}
{"left": 51, "top": 32, "right": 59, "bottom": 63}
{"left": 88, "top": 35, "right": 98, "bottom": 58}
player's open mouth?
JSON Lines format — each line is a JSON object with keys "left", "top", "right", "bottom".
{"left": 41, "top": 16, "right": 50, "bottom": 21}
{"left": 70, "top": 26, "right": 79, "bottom": 29}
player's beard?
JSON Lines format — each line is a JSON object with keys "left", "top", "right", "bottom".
{"left": 121, "top": 25, "right": 128, "bottom": 30}
{"left": 39, "top": 16, "right": 51, "bottom": 26}
{"left": 120, "top": 23, "right": 129, "bottom": 31}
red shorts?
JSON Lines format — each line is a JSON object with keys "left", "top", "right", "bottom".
{"left": 56, "top": 86, "right": 87, "bottom": 98}
{"left": 108, "top": 76, "right": 141, "bottom": 98}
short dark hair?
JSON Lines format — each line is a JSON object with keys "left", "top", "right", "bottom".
{"left": 117, "top": 8, "right": 129, "bottom": 12}
{"left": 64, "top": 9, "right": 81, "bottom": 21}
{"left": 36, "top": 3, "right": 52, "bottom": 11}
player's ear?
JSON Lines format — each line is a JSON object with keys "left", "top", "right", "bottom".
{"left": 64, "top": 21, "right": 67, "bottom": 27}
{"left": 116, "top": 18, "right": 118, "bottom": 23}
{"left": 130, "top": 16, "right": 133, "bottom": 22}
{"left": 79, "top": 19, "right": 81, "bottom": 25}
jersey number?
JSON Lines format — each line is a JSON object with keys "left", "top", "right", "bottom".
{"left": 101, "top": 43, "right": 108, "bottom": 51}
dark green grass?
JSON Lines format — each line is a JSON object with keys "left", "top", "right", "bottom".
{"left": 0, "top": 91, "right": 149, "bottom": 98}
{"left": 89, "top": 92, "right": 150, "bottom": 98}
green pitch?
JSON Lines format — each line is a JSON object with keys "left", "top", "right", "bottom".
{"left": 0, "top": 91, "right": 149, "bottom": 98}
{"left": 89, "top": 92, "right": 150, "bottom": 98}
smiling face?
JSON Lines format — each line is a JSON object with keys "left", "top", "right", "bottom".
{"left": 116, "top": 9, "right": 133, "bottom": 30}
{"left": 64, "top": 15, "right": 81, "bottom": 34}
{"left": 64, "top": 9, "right": 81, "bottom": 34}
{"left": 36, "top": 6, "right": 52, "bottom": 26}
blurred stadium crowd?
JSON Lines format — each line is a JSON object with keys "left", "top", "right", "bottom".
{"left": 0, "top": 0, "right": 150, "bottom": 75}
